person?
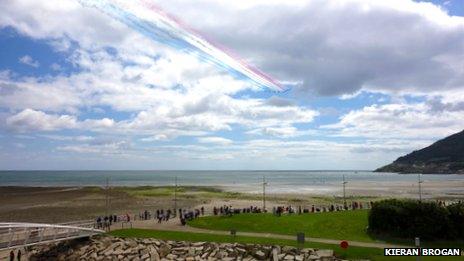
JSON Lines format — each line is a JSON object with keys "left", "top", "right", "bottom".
{"left": 9, "top": 250, "right": 14, "bottom": 261}
{"left": 104, "top": 216, "right": 108, "bottom": 227}
{"left": 17, "top": 249, "right": 21, "bottom": 261}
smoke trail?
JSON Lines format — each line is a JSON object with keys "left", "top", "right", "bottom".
{"left": 78, "top": 0, "right": 284, "bottom": 91}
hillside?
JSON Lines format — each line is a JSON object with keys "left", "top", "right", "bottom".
{"left": 375, "top": 129, "right": 464, "bottom": 174}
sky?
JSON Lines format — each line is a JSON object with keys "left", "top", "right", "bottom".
{"left": 0, "top": 0, "right": 463, "bottom": 170}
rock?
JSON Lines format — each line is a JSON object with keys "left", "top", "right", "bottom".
{"left": 103, "top": 249, "right": 114, "bottom": 256}
{"left": 216, "top": 250, "right": 227, "bottom": 259}
{"left": 282, "top": 246, "right": 297, "bottom": 253}
{"left": 148, "top": 246, "right": 160, "bottom": 260}
{"left": 301, "top": 248, "right": 314, "bottom": 254}
{"left": 188, "top": 248, "right": 196, "bottom": 256}
{"left": 284, "top": 254, "right": 295, "bottom": 260}
{"left": 201, "top": 252, "right": 210, "bottom": 259}
{"left": 113, "top": 249, "right": 124, "bottom": 255}
{"left": 159, "top": 244, "right": 172, "bottom": 258}
{"left": 315, "top": 250, "right": 333, "bottom": 258}
{"left": 30, "top": 236, "right": 337, "bottom": 261}
{"left": 126, "top": 239, "right": 138, "bottom": 248}
{"left": 166, "top": 253, "right": 177, "bottom": 259}
{"left": 254, "top": 250, "right": 266, "bottom": 260}
{"left": 142, "top": 239, "right": 154, "bottom": 244}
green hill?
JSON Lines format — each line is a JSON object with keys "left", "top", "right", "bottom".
{"left": 376, "top": 129, "right": 464, "bottom": 174}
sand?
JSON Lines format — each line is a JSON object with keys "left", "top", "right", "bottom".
{"left": 0, "top": 181, "right": 463, "bottom": 224}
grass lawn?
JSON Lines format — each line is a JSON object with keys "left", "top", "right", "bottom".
{"left": 189, "top": 210, "right": 375, "bottom": 242}
{"left": 109, "top": 229, "right": 462, "bottom": 261}
{"left": 114, "top": 186, "right": 260, "bottom": 200}
{"left": 112, "top": 186, "right": 383, "bottom": 204}
{"left": 188, "top": 210, "right": 464, "bottom": 249}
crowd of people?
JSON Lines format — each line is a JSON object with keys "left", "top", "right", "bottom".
{"left": 179, "top": 207, "right": 205, "bottom": 225}
{"left": 133, "top": 209, "right": 174, "bottom": 223}
{"left": 92, "top": 200, "right": 460, "bottom": 229}
{"left": 103, "top": 201, "right": 374, "bottom": 226}
{"left": 111, "top": 207, "right": 207, "bottom": 226}
{"left": 95, "top": 214, "right": 130, "bottom": 230}
{"left": 272, "top": 201, "right": 371, "bottom": 216}
{"left": 213, "top": 205, "right": 264, "bottom": 216}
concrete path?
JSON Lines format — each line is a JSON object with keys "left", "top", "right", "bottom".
{"left": 111, "top": 218, "right": 410, "bottom": 249}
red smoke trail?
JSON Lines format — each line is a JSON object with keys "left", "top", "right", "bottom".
{"left": 140, "top": 0, "right": 283, "bottom": 91}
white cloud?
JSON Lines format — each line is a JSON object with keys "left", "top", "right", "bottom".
{"left": 50, "top": 63, "right": 62, "bottom": 71}
{"left": 0, "top": 0, "right": 131, "bottom": 49}
{"left": 247, "top": 126, "right": 298, "bottom": 138}
{"left": 57, "top": 140, "right": 131, "bottom": 155}
{"left": 323, "top": 101, "right": 464, "bottom": 139}
{"left": 156, "top": 0, "right": 464, "bottom": 96}
{"left": 197, "top": 137, "right": 233, "bottom": 146}
{"left": 5, "top": 109, "right": 115, "bottom": 133}
{"left": 2, "top": 0, "right": 463, "bottom": 99}
{"left": 18, "top": 55, "right": 39, "bottom": 68}
{"left": 0, "top": 74, "right": 81, "bottom": 113}
{"left": 41, "top": 135, "right": 95, "bottom": 142}
{"left": 6, "top": 109, "right": 77, "bottom": 132}
{"left": 1, "top": 0, "right": 463, "bottom": 169}
{"left": 82, "top": 118, "right": 115, "bottom": 129}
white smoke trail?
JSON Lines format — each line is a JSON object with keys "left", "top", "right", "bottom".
{"left": 79, "top": 0, "right": 284, "bottom": 91}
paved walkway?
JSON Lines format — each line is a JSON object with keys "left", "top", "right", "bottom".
{"left": 111, "top": 218, "right": 410, "bottom": 249}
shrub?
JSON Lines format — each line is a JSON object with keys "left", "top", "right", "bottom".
{"left": 447, "top": 202, "right": 464, "bottom": 239}
{"left": 368, "top": 199, "right": 463, "bottom": 240}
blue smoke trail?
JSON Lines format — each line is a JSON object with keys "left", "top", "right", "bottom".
{"left": 78, "top": 0, "right": 284, "bottom": 92}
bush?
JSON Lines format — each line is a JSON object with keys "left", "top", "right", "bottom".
{"left": 368, "top": 199, "right": 463, "bottom": 240}
{"left": 447, "top": 202, "right": 464, "bottom": 239}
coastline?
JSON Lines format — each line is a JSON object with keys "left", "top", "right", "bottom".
{"left": 1, "top": 183, "right": 463, "bottom": 224}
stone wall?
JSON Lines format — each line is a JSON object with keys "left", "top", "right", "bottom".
{"left": 30, "top": 236, "right": 340, "bottom": 261}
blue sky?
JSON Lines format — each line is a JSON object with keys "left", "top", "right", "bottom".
{"left": 0, "top": 0, "right": 463, "bottom": 170}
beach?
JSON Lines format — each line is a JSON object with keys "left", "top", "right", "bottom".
{"left": 2, "top": 169, "right": 464, "bottom": 224}
{"left": 1, "top": 177, "right": 463, "bottom": 224}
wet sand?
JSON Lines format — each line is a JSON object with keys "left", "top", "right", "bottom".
{"left": 0, "top": 187, "right": 200, "bottom": 223}
{"left": 222, "top": 179, "right": 464, "bottom": 199}
{"left": 1, "top": 181, "right": 463, "bottom": 224}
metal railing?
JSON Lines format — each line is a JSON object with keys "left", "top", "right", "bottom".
{"left": 0, "top": 222, "right": 104, "bottom": 251}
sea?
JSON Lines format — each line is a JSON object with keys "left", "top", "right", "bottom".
{"left": 1, "top": 170, "right": 464, "bottom": 196}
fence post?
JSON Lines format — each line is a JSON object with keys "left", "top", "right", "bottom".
{"left": 39, "top": 227, "right": 44, "bottom": 242}
{"left": 23, "top": 227, "right": 30, "bottom": 245}
{"left": 8, "top": 228, "right": 14, "bottom": 248}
